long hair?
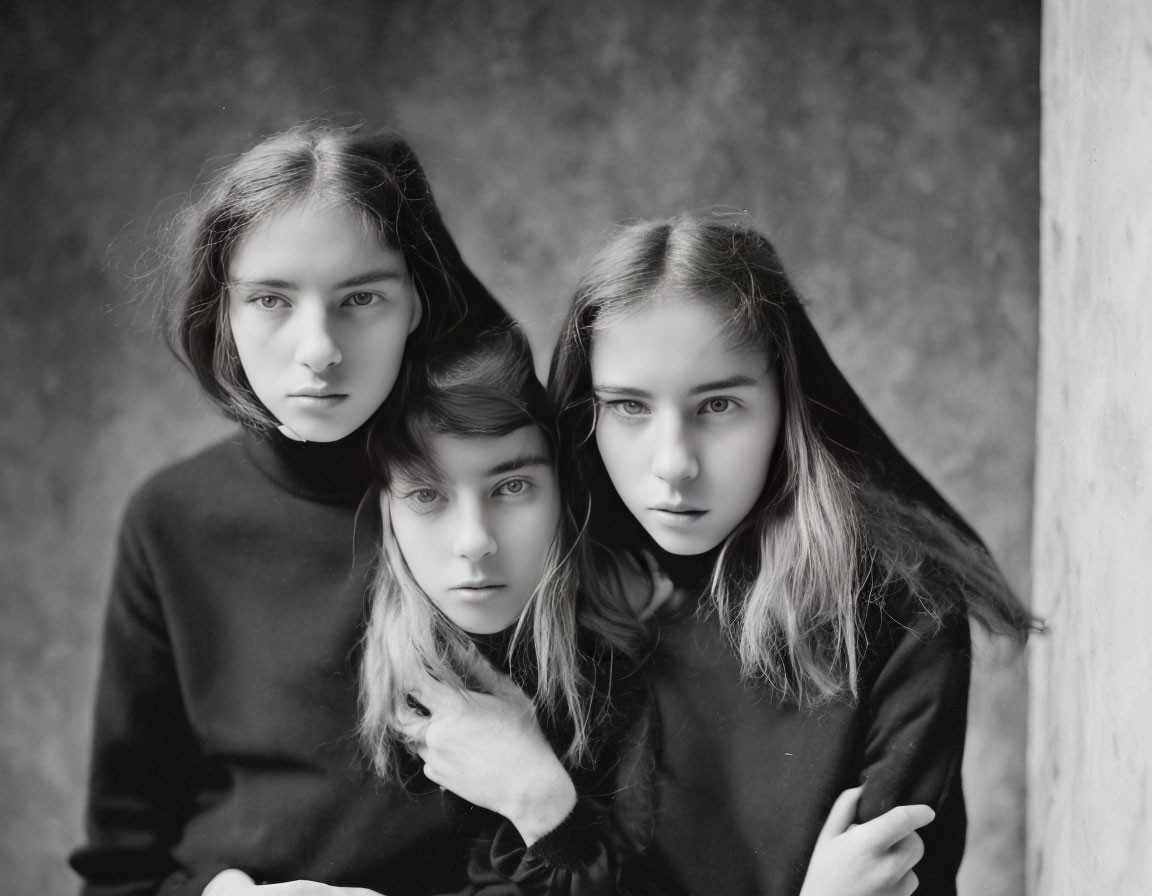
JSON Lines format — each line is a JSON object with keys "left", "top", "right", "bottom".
{"left": 550, "top": 212, "right": 1039, "bottom": 704}
{"left": 165, "top": 123, "right": 507, "bottom": 429}
{"left": 360, "top": 327, "right": 643, "bottom": 779}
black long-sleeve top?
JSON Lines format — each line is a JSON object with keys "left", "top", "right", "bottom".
{"left": 70, "top": 427, "right": 470, "bottom": 895}
{"left": 622, "top": 552, "right": 970, "bottom": 896}
{"left": 440, "top": 629, "right": 653, "bottom": 896}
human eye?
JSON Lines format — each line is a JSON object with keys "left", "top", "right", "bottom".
{"left": 494, "top": 477, "right": 533, "bottom": 498}
{"left": 596, "top": 397, "right": 650, "bottom": 420}
{"left": 246, "top": 293, "right": 289, "bottom": 311}
{"left": 342, "top": 291, "right": 384, "bottom": 308}
{"left": 398, "top": 486, "right": 444, "bottom": 512}
{"left": 699, "top": 397, "right": 739, "bottom": 415}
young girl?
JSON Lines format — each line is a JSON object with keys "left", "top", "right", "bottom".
{"left": 359, "top": 326, "right": 650, "bottom": 895}
{"left": 70, "top": 125, "right": 510, "bottom": 896}
{"left": 547, "top": 213, "right": 1039, "bottom": 896}
{"left": 359, "top": 327, "right": 941, "bottom": 896}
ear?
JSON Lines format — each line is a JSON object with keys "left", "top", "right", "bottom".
{"left": 407, "top": 284, "right": 424, "bottom": 335}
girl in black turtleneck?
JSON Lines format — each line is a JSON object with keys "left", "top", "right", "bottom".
{"left": 359, "top": 327, "right": 650, "bottom": 896}
{"left": 357, "top": 327, "right": 941, "bottom": 896}
{"left": 547, "top": 213, "right": 1042, "bottom": 896}
{"left": 70, "top": 125, "right": 514, "bottom": 896}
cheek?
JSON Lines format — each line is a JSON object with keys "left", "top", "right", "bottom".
{"left": 720, "top": 422, "right": 778, "bottom": 501}
{"left": 523, "top": 503, "right": 560, "bottom": 573}
{"left": 226, "top": 310, "right": 258, "bottom": 365}
{"left": 391, "top": 515, "right": 431, "bottom": 575}
{"left": 358, "top": 332, "right": 410, "bottom": 397}
{"left": 594, "top": 423, "right": 632, "bottom": 481}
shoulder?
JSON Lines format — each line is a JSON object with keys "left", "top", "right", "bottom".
{"left": 121, "top": 432, "right": 249, "bottom": 531}
{"left": 861, "top": 573, "right": 971, "bottom": 664}
{"left": 857, "top": 575, "right": 972, "bottom": 705}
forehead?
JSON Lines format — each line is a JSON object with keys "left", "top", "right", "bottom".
{"left": 590, "top": 292, "right": 767, "bottom": 382}
{"left": 227, "top": 200, "right": 406, "bottom": 280}
{"left": 401, "top": 426, "right": 552, "bottom": 482}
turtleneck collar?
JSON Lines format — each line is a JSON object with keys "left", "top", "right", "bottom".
{"left": 242, "top": 423, "right": 374, "bottom": 507}
{"left": 469, "top": 626, "right": 519, "bottom": 671}
{"left": 647, "top": 542, "right": 721, "bottom": 595}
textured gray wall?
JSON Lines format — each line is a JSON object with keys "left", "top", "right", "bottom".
{"left": 1029, "top": 0, "right": 1152, "bottom": 892}
{"left": 0, "top": 2, "right": 1039, "bottom": 893}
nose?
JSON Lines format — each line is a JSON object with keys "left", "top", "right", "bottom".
{"left": 294, "top": 307, "right": 342, "bottom": 372}
{"left": 453, "top": 500, "right": 498, "bottom": 562}
{"left": 651, "top": 416, "right": 699, "bottom": 484}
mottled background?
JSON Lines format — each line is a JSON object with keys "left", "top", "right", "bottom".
{"left": 0, "top": 1, "right": 1039, "bottom": 893}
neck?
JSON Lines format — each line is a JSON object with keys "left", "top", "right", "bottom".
{"left": 244, "top": 423, "right": 373, "bottom": 506}
{"left": 651, "top": 542, "right": 722, "bottom": 596}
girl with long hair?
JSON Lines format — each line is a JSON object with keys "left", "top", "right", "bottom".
{"left": 360, "top": 328, "right": 941, "bottom": 896}
{"left": 360, "top": 326, "right": 649, "bottom": 894}
{"left": 547, "top": 212, "right": 1039, "bottom": 896}
{"left": 71, "top": 124, "right": 511, "bottom": 896}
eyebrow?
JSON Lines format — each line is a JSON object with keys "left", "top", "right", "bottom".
{"left": 593, "top": 375, "right": 762, "bottom": 397}
{"left": 487, "top": 453, "right": 552, "bottom": 477}
{"left": 230, "top": 268, "right": 405, "bottom": 290}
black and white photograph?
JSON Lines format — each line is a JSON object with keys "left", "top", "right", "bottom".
{"left": 1, "top": 2, "right": 1148, "bottom": 894}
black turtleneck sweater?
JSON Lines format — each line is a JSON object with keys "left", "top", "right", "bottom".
{"left": 70, "top": 428, "right": 468, "bottom": 895}
{"left": 622, "top": 548, "right": 971, "bottom": 896}
{"left": 439, "top": 628, "right": 653, "bottom": 896}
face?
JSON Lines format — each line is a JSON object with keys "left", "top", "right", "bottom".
{"left": 227, "top": 200, "right": 422, "bottom": 442}
{"left": 387, "top": 426, "right": 561, "bottom": 635}
{"left": 591, "top": 292, "right": 782, "bottom": 556}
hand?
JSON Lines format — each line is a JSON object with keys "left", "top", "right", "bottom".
{"left": 637, "top": 550, "right": 679, "bottom": 619}
{"left": 399, "top": 663, "right": 577, "bottom": 846}
{"left": 202, "top": 868, "right": 385, "bottom": 896}
{"left": 799, "top": 787, "right": 935, "bottom": 896}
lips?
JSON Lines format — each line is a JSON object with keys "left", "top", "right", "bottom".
{"left": 450, "top": 583, "right": 506, "bottom": 601}
{"left": 650, "top": 501, "right": 705, "bottom": 515}
{"left": 287, "top": 386, "right": 348, "bottom": 406}
{"left": 648, "top": 504, "right": 707, "bottom": 528}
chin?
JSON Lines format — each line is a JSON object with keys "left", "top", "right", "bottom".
{"left": 279, "top": 422, "right": 357, "bottom": 443}
{"left": 649, "top": 530, "right": 722, "bottom": 557}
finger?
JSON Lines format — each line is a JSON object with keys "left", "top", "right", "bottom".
{"left": 464, "top": 656, "right": 517, "bottom": 697}
{"left": 896, "top": 869, "right": 919, "bottom": 896}
{"left": 856, "top": 804, "right": 935, "bottom": 851}
{"left": 394, "top": 713, "right": 430, "bottom": 748}
{"left": 420, "top": 758, "right": 450, "bottom": 790}
{"left": 406, "top": 673, "right": 463, "bottom": 715}
{"left": 815, "top": 786, "right": 864, "bottom": 844}
{"left": 201, "top": 869, "right": 255, "bottom": 895}
{"left": 403, "top": 692, "right": 432, "bottom": 717}
{"left": 890, "top": 829, "right": 925, "bottom": 869}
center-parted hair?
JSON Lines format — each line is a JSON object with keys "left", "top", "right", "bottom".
{"left": 360, "top": 326, "right": 642, "bottom": 779}
{"left": 165, "top": 123, "right": 507, "bottom": 431}
{"left": 550, "top": 212, "right": 1039, "bottom": 704}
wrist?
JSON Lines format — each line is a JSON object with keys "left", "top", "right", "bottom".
{"left": 506, "top": 757, "right": 578, "bottom": 846}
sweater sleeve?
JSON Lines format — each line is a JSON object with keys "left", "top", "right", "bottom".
{"left": 69, "top": 496, "right": 214, "bottom": 896}
{"left": 468, "top": 798, "right": 620, "bottom": 896}
{"left": 456, "top": 666, "right": 655, "bottom": 896}
{"left": 854, "top": 604, "right": 972, "bottom": 896}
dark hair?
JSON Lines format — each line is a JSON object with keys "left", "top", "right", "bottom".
{"left": 550, "top": 212, "right": 1039, "bottom": 703}
{"left": 368, "top": 325, "right": 553, "bottom": 489}
{"left": 361, "top": 327, "right": 643, "bottom": 778}
{"left": 166, "top": 123, "right": 506, "bottom": 429}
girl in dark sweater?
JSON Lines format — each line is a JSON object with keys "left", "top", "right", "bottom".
{"left": 359, "top": 327, "right": 940, "bottom": 896}
{"left": 547, "top": 213, "right": 1041, "bottom": 896}
{"left": 359, "top": 326, "right": 650, "bottom": 895}
{"left": 70, "top": 125, "right": 512, "bottom": 896}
